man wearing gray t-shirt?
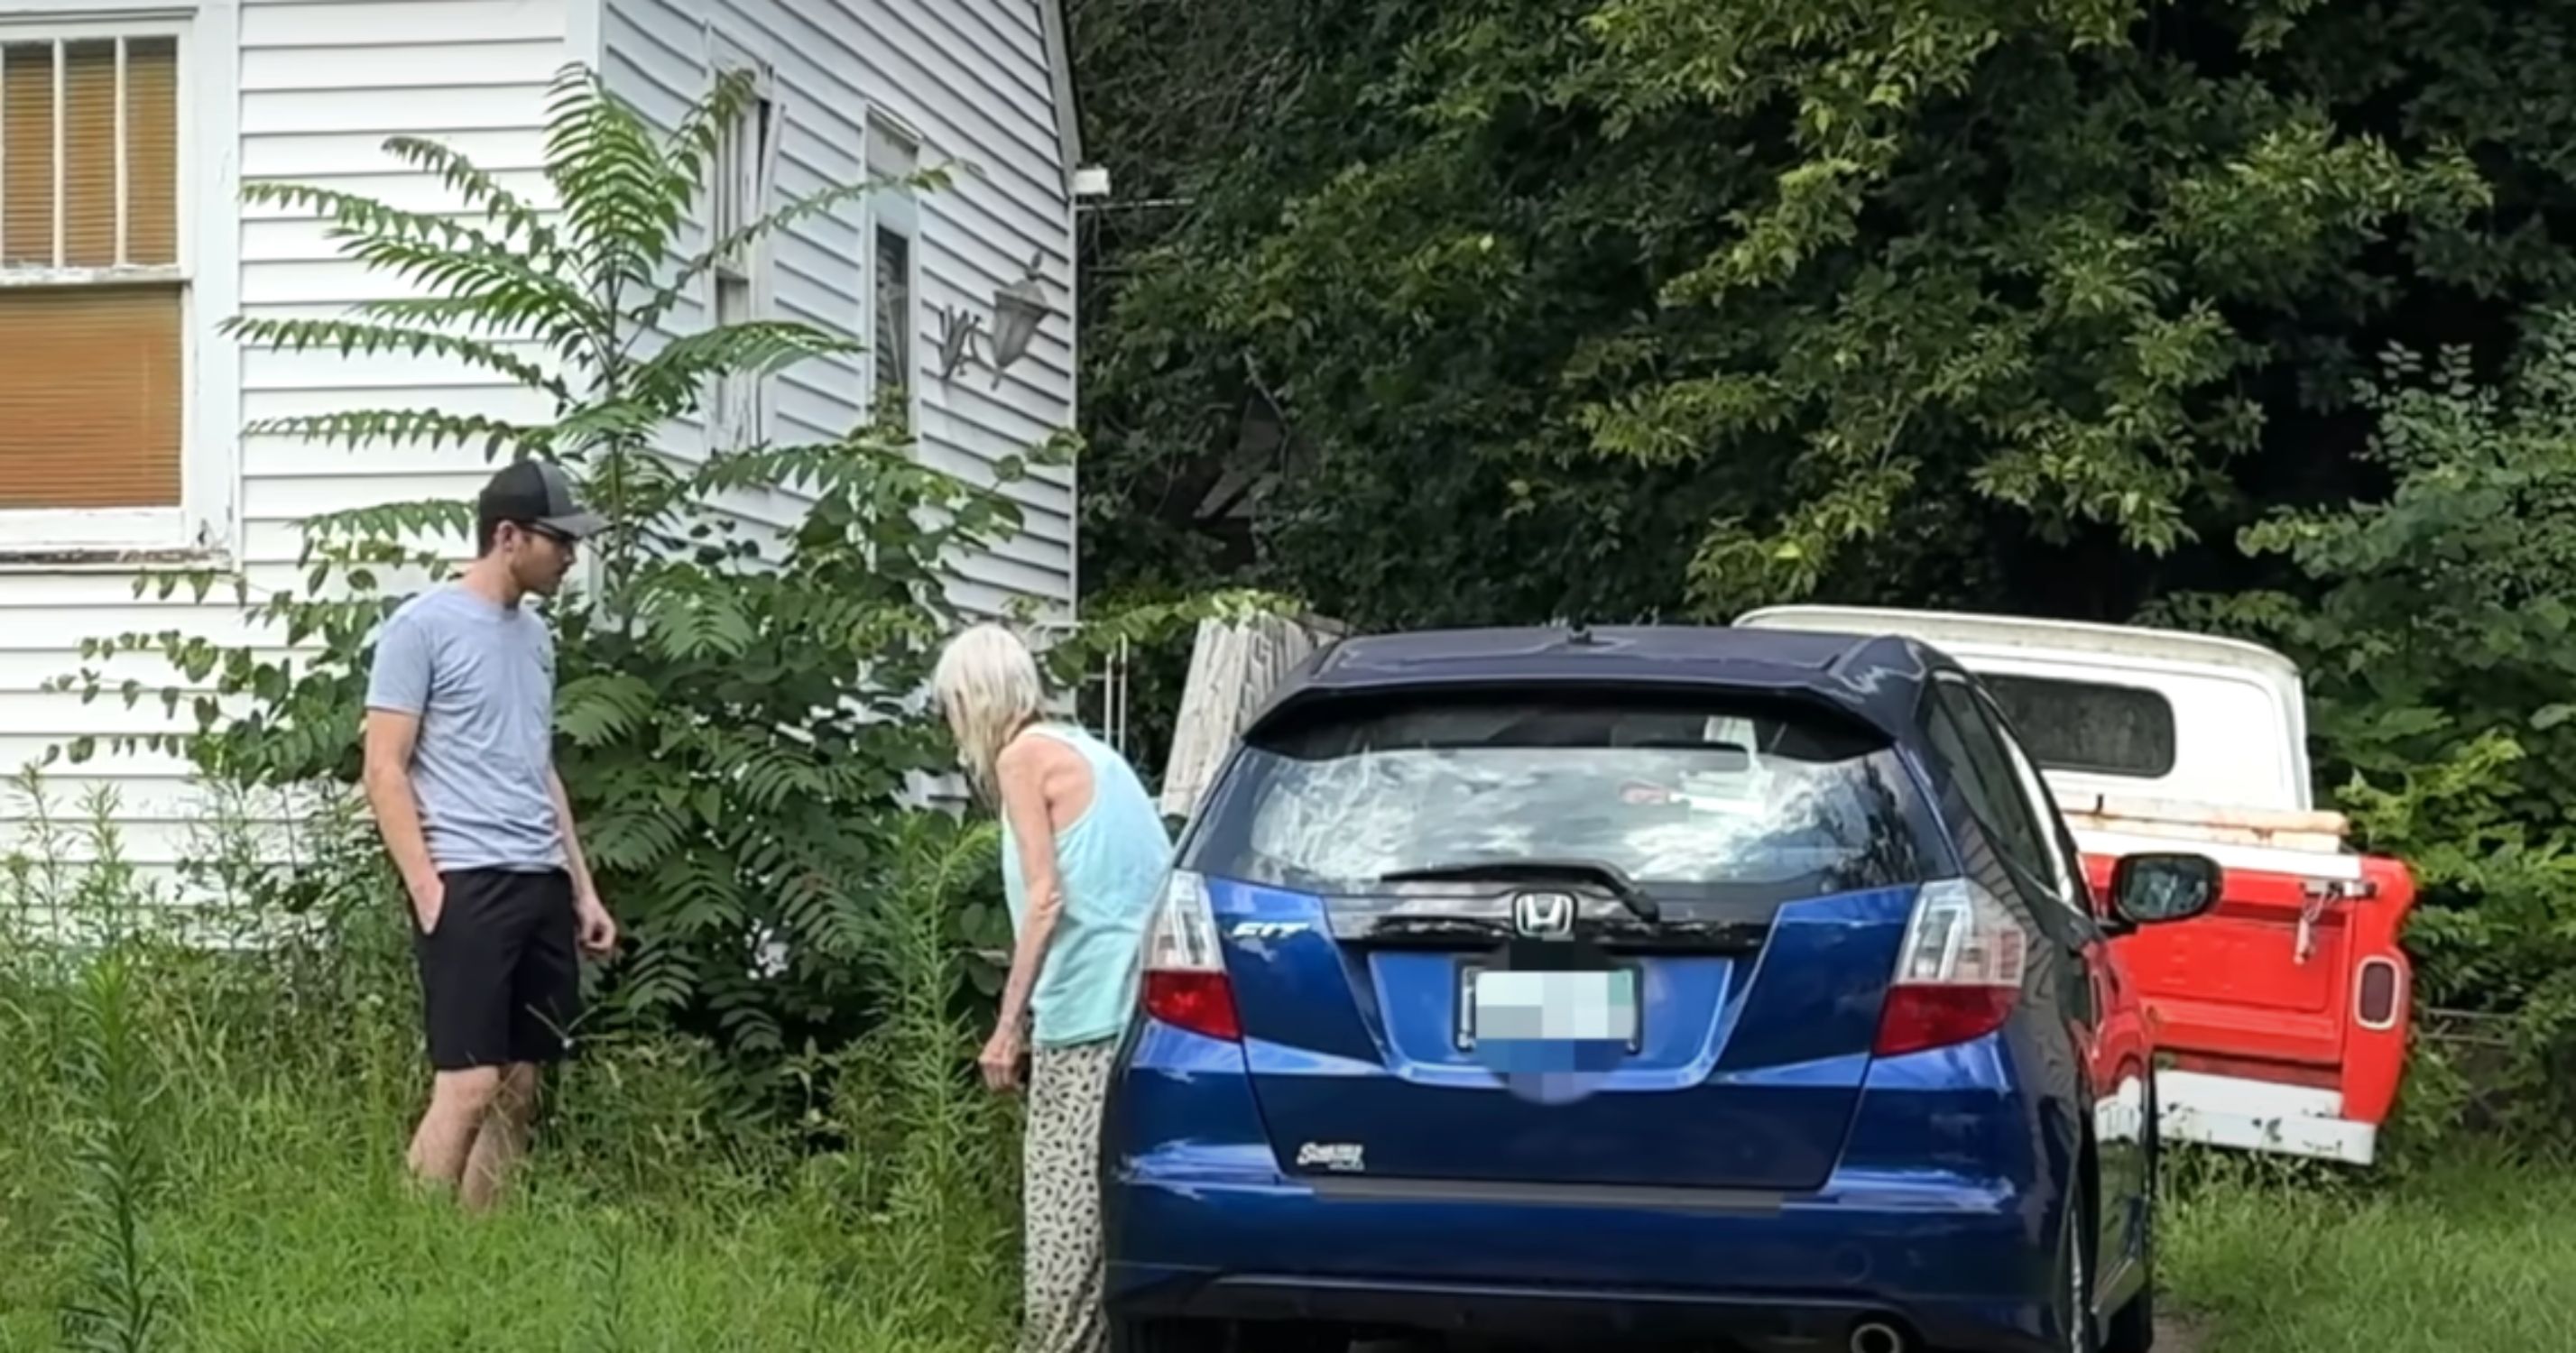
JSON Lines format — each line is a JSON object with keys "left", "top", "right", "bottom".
{"left": 362, "top": 458, "right": 618, "bottom": 1210}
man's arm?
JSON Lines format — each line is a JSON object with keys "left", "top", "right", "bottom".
{"left": 545, "top": 769, "right": 599, "bottom": 901}
{"left": 362, "top": 614, "right": 441, "bottom": 924}
{"left": 362, "top": 709, "right": 440, "bottom": 923}
{"left": 547, "top": 768, "right": 616, "bottom": 954}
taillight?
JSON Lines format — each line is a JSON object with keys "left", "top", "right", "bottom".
{"left": 2355, "top": 956, "right": 2402, "bottom": 1030}
{"left": 1140, "top": 870, "right": 1241, "bottom": 1042}
{"left": 1874, "top": 879, "right": 2029, "bottom": 1057}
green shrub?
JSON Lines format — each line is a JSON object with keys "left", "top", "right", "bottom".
{"left": 52, "top": 63, "right": 1046, "bottom": 1114}
{"left": 2156, "top": 306, "right": 2576, "bottom": 1155}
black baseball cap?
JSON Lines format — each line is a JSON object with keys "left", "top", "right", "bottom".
{"left": 478, "top": 458, "right": 608, "bottom": 540}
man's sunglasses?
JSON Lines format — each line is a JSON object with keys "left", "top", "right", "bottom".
{"left": 511, "top": 520, "right": 578, "bottom": 548}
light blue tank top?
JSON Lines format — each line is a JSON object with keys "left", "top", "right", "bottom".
{"left": 1001, "top": 723, "right": 1176, "bottom": 1047}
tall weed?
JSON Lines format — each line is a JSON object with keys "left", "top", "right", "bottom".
{"left": 0, "top": 776, "right": 1022, "bottom": 1351}
{"left": 3, "top": 778, "right": 174, "bottom": 1352}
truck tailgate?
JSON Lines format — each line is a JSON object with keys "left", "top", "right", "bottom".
{"left": 2070, "top": 805, "right": 2416, "bottom": 1161}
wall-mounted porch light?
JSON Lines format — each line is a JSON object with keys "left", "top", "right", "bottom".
{"left": 934, "top": 253, "right": 1052, "bottom": 387}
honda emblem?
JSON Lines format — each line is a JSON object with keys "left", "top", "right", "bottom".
{"left": 1512, "top": 891, "right": 1576, "bottom": 939}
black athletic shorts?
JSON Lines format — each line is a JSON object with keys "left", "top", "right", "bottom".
{"left": 411, "top": 867, "right": 581, "bottom": 1072}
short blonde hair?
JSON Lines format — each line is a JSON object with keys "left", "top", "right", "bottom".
{"left": 931, "top": 622, "right": 1047, "bottom": 802}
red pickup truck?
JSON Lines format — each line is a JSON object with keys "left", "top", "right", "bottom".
{"left": 1737, "top": 605, "right": 2416, "bottom": 1165}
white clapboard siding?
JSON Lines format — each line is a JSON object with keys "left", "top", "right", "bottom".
{"left": 235, "top": 2, "right": 571, "bottom": 606}
{"left": 0, "top": 0, "right": 576, "bottom": 871}
{"left": 600, "top": 0, "right": 1078, "bottom": 619}
{"left": 0, "top": 0, "right": 1082, "bottom": 879}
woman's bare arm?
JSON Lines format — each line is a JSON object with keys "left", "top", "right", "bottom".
{"left": 984, "top": 736, "right": 1084, "bottom": 1089}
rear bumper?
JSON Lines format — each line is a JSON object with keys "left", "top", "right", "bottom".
{"left": 1106, "top": 1169, "right": 2056, "bottom": 1352}
{"left": 1115, "top": 1271, "right": 2043, "bottom": 1352}
{"left": 2156, "top": 1068, "right": 2377, "bottom": 1165}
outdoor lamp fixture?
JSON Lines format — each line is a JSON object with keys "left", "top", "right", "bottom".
{"left": 991, "top": 256, "right": 1050, "bottom": 368}
{"left": 935, "top": 253, "right": 1052, "bottom": 387}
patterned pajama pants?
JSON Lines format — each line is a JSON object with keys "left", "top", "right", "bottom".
{"left": 1021, "top": 1038, "right": 1118, "bottom": 1353}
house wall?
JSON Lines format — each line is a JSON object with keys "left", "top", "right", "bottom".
{"left": 0, "top": 0, "right": 577, "bottom": 878}
{"left": 599, "top": 0, "right": 1078, "bottom": 618}
{"left": 0, "top": 0, "right": 1079, "bottom": 881}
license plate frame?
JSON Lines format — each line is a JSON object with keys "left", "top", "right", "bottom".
{"left": 1454, "top": 962, "right": 1643, "bottom": 1054}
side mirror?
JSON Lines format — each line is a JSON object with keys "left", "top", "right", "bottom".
{"left": 2108, "top": 852, "right": 2223, "bottom": 926}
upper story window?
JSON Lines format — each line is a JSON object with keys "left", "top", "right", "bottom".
{"left": 0, "top": 31, "right": 183, "bottom": 527}
{"left": 866, "top": 115, "right": 917, "bottom": 431}
{"left": 706, "top": 51, "right": 774, "bottom": 452}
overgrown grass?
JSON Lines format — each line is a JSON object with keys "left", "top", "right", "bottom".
{"left": 2165, "top": 1146, "right": 2576, "bottom": 1350}
{"left": 17, "top": 787, "right": 2576, "bottom": 1352}
{"left": 0, "top": 788, "right": 1018, "bottom": 1353}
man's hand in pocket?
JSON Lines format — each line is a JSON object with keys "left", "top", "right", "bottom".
{"left": 409, "top": 874, "right": 447, "bottom": 934}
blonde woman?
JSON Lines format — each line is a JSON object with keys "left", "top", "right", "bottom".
{"left": 934, "top": 623, "right": 1175, "bottom": 1353}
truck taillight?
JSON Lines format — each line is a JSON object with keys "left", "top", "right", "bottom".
{"left": 1140, "top": 870, "right": 1241, "bottom": 1042}
{"left": 1875, "top": 879, "right": 2029, "bottom": 1057}
{"left": 2355, "top": 956, "right": 2402, "bottom": 1030}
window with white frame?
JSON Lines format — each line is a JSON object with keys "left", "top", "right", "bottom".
{"left": 0, "top": 30, "right": 185, "bottom": 528}
{"left": 706, "top": 52, "right": 774, "bottom": 453}
{"left": 865, "top": 116, "right": 918, "bottom": 430}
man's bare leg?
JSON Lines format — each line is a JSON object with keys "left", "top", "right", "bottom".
{"left": 407, "top": 1066, "right": 501, "bottom": 1196}
{"left": 460, "top": 1063, "right": 540, "bottom": 1212}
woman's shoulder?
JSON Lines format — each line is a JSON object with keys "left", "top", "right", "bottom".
{"left": 1009, "top": 722, "right": 1113, "bottom": 758}
{"left": 998, "top": 724, "right": 1093, "bottom": 782}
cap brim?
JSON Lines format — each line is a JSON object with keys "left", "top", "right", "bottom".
{"left": 541, "top": 511, "right": 610, "bottom": 539}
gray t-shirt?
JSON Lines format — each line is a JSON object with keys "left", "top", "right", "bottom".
{"left": 363, "top": 583, "right": 565, "bottom": 873}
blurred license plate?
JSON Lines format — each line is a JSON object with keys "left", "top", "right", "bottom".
{"left": 1458, "top": 967, "right": 1640, "bottom": 1051}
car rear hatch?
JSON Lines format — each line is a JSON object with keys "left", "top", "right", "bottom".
{"left": 1178, "top": 686, "right": 1944, "bottom": 1193}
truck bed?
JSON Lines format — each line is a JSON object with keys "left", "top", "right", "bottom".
{"left": 2064, "top": 794, "right": 2364, "bottom": 889}
{"left": 2070, "top": 804, "right": 2414, "bottom": 1168}
{"left": 2058, "top": 792, "right": 2350, "bottom": 855}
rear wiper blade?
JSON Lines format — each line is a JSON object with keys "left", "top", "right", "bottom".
{"left": 1378, "top": 858, "right": 1663, "bottom": 924}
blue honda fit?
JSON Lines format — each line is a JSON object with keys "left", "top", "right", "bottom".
{"left": 1103, "top": 626, "right": 2221, "bottom": 1353}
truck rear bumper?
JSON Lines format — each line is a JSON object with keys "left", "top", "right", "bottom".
{"left": 2157, "top": 1069, "right": 2377, "bottom": 1165}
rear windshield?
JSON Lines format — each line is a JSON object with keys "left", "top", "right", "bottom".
{"left": 1979, "top": 674, "right": 2177, "bottom": 778}
{"left": 1184, "top": 691, "right": 1933, "bottom": 902}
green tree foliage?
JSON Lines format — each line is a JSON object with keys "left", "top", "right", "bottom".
{"left": 1072, "top": 0, "right": 2576, "bottom": 1139}
{"left": 56, "top": 65, "right": 1039, "bottom": 1097}
{"left": 1075, "top": 0, "right": 2574, "bottom": 629}
{"left": 2157, "top": 308, "right": 2576, "bottom": 1140}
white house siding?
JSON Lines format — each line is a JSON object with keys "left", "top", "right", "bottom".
{"left": 0, "top": 0, "right": 573, "bottom": 878}
{"left": 0, "top": 0, "right": 1079, "bottom": 883}
{"left": 598, "top": 0, "right": 1079, "bottom": 620}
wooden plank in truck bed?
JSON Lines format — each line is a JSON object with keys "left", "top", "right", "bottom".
{"left": 2060, "top": 791, "right": 2349, "bottom": 854}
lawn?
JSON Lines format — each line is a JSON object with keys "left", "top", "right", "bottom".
{"left": 11, "top": 1054, "right": 2574, "bottom": 1353}
{"left": 0, "top": 952, "right": 1020, "bottom": 1353}
{"left": 6, "top": 864, "right": 2571, "bottom": 1351}
{"left": 3, "top": 1049, "right": 1017, "bottom": 1350}
{"left": 0, "top": 817, "right": 1020, "bottom": 1353}
{"left": 2167, "top": 1151, "right": 2576, "bottom": 1353}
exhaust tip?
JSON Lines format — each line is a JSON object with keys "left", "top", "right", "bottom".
{"left": 1849, "top": 1319, "right": 1907, "bottom": 1353}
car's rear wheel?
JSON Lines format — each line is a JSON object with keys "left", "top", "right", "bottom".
{"left": 2103, "top": 1271, "right": 2155, "bottom": 1353}
{"left": 1109, "top": 1317, "right": 1346, "bottom": 1353}
{"left": 1110, "top": 1316, "right": 1222, "bottom": 1353}
{"left": 2064, "top": 1187, "right": 2101, "bottom": 1353}
{"left": 2103, "top": 1100, "right": 2161, "bottom": 1353}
